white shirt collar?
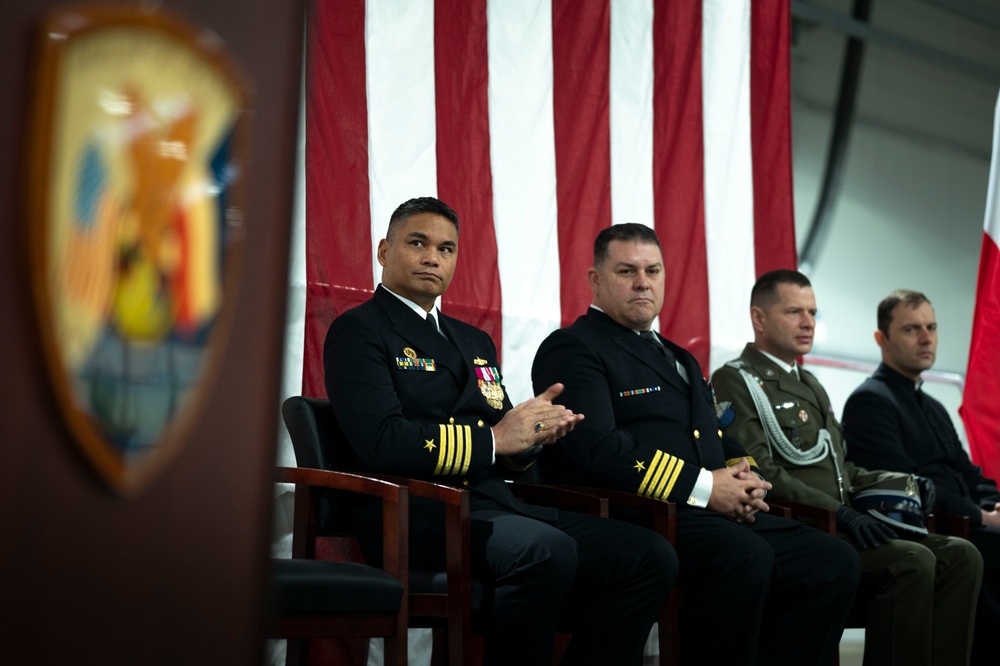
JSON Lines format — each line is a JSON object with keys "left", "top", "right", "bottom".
{"left": 382, "top": 285, "right": 439, "bottom": 326}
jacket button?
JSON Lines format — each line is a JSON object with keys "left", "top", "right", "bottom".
{"left": 449, "top": 417, "right": 455, "bottom": 424}
{"left": 717, "top": 429, "right": 723, "bottom": 438}
{"left": 693, "top": 430, "right": 700, "bottom": 439}
{"left": 477, "top": 420, "right": 484, "bottom": 427}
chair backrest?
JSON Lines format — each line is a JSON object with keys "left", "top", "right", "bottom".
{"left": 282, "top": 396, "right": 356, "bottom": 472}
{"left": 282, "top": 396, "right": 363, "bottom": 537}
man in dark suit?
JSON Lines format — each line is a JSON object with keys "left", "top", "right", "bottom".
{"left": 842, "top": 289, "right": 1000, "bottom": 666}
{"left": 531, "top": 224, "right": 859, "bottom": 666}
{"left": 711, "top": 272, "right": 983, "bottom": 666}
{"left": 324, "top": 198, "right": 676, "bottom": 666}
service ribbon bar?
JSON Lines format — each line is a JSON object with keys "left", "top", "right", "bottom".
{"left": 619, "top": 386, "right": 662, "bottom": 398}
{"left": 396, "top": 357, "right": 437, "bottom": 371}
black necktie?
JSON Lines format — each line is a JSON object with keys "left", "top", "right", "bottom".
{"left": 426, "top": 312, "right": 440, "bottom": 335}
{"left": 639, "top": 330, "right": 676, "bottom": 366}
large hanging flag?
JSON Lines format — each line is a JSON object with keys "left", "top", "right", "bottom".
{"left": 301, "top": 0, "right": 797, "bottom": 403}
{"left": 961, "top": 88, "right": 1000, "bottom": 482}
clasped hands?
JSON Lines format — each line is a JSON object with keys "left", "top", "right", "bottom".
{"left": 708, "top": 458, "right": 772, "bottom": 523}
{"left": 493, "top": 383, "right": 585, "bottom": 455}
{"left": 982, "top": 502, "right": 1000, "bottom": 529}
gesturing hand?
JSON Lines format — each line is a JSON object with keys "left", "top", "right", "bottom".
{"left": 492, "top": 383, "right": 585, "bottom": 455}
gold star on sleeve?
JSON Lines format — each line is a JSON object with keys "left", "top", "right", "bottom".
{"left": 424, "top": 439, "right": 436, "bottom": 451}
{"left": 633, "top": 460, "right": 646, "bottom": 472}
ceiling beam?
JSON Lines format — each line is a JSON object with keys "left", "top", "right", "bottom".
{"left": 791, "top": 0, "right": 1000, "bottom": 83}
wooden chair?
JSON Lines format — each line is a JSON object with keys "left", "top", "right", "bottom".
{"left": 280, "top": 396, "right": 607, "bottom": 666}
{"left": 270, "top": 466, "right": 408, "bottom": 666}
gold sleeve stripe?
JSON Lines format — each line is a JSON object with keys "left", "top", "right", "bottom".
{"left": 725, "top": 456, "right": 759, "bottom": 469}
{"left": 460, "top": 425, "right": 472, "bottom": 474}
{"left": 433, "top": 424, "right": 474, "bottom": 476}
{"left": 434, "top": 424, "right": 448, "bottom": 475}
{"left": 652, "top": 456, "right": 678, "bottom": 499}
{"left": 638, "top": 450, "right": 664, "bottom": 496}
{"left": 442, "top": 425, "right": 456, "bottom": 474}
{"left": 638, "top": 451, "right": 684, "bottom": 501}
{"left": 451, "top": 425, "right": 471, "bottom": 475}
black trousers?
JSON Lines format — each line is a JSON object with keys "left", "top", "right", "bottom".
{"left": 410, "top": 500, "right": 678, "bottom": 666}
{"left": 969, "top": 524, "right": 1000, "bottom": 666}
{"left": 670, "top": 509, "right": 860, "bottom": 666}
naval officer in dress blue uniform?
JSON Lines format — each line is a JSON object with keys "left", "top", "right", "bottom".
{"left": 324, "top": 198, "right": 676, "bottom": 665}
{"left": 533, "top": 224, "right": 860, "bottom": 666}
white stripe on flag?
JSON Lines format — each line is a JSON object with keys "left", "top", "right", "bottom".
{"left": 702, "top": 0, "right": 756, "bottom": 371}
{"left": 366, "top": 0, "right": 439, "bottom": 284}
{"left": 610, "top": 0, "right": 654, "bottom": 228}
{"left": 986, "top": 88, "right": 1000, "bottom": 242}
{"left": 488, "top": 0, "right": 561, "bottom": 403}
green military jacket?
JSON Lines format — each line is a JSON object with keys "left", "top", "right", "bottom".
{"left": 710, "top": 344, "right": 902, "bottom": 512}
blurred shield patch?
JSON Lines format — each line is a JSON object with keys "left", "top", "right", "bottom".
{"left": 28, "top": 6, "right": 249, "bottom": 494}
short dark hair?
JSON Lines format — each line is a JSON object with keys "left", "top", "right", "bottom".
{"left": 387, "top": 197, "right": 459, "bottom": 238}
{"left": 877, "top": 290, "right": 931, "bottom": 336}
{"left": 750, "top": 269, "right": 812, "bottom": 309}
{"left": 593, "top": 223, "right": 661, "bottom": 267}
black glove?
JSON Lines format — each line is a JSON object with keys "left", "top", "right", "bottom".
{"left": 915, "top": 475, "right": 936, "bottom": 516}
{"left": 836, "top": 506, "right": 897, "bottom": 550}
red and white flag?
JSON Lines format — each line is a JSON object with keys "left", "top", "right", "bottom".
{"left": 299, "top": 0, "right": 797, "bottom": 403}
{"left": 961, "top": 88, "right": 1000, "bottom": 482}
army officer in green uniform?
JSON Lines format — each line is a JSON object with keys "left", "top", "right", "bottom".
{"left": 710, "top": 269, "right": 981, "bottom": 666}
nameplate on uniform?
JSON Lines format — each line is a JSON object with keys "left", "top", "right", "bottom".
{"left": 619, "top": 386, "right": 661, "bottom": 398}
{"left": 396, "top": 357, "right": 436, "bottom": 371}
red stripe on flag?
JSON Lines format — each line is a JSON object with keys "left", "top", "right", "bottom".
{"left": 653, "top": 0, "right": 710, "bottom": 371}
{"left": 304, "top": 0, "right": 372, "bottom": 397}
{"left": 961, "top": 231, "right": 1000, "bottom": 481}
{"left": 552, "top": 0, "right": 612, "bottom": 327}
{"left": 434, "top": 0, "right": 504, "bottom": 352}
{"left": 750, "top": 0, "right": 798, "bottom": 274}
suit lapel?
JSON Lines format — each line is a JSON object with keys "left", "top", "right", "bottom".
{"left": 440, "top": 315, "right": 488, "bottom": 412}
{"left": 587, "top": 309, "right": 690, "bottom": 396}
{"left": 374, "top": 287, "right": 466, "bottom": 384}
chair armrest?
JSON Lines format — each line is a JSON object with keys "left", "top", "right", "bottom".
{"left": 553, "top": 485, "right": 676, "bottom": 544}
{"left": 276, "top": 467, "right": 409, "bottom": 587}
{"left": 363, "top": 474, "right": 472, "bottom": 630}
{"left": 929, "top": 511, "right": 970, "bottom": 539}
{"left": 769, "top": 501, "right": 837, "bottom": 534}
{"left": 509, "top": 483, "right": 608, "bottom": 517}
{"left": 279, "top": 466, "right": 407, "bottom": 500}
{"left": 370, "top": 473, "right": 468, "bottom": 506}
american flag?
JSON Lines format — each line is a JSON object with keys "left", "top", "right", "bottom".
{"left": 299, "top": 0, "right": 797, "bottom": 404}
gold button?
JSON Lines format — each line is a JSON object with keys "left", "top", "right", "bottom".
{"left": 693, "top": 429, "right": 700, "bottom": 439}
{"left": 462, "top": 479, "right": 469, "bottom": 487}
{"left": 718, "top": 429, "right": 723, "bottom": 438}
{"left": 449, "top": 417, "right": 455, "bottom": 424}
{"left": 477, "top": 420, "right": 484, "bottom": 427}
